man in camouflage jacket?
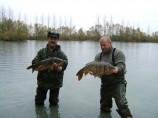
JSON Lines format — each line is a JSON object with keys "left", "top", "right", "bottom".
{"left": 32, "top": 31, "right": 68, "bottom": 106}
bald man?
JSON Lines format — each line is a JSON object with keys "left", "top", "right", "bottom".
{"left": 94, "top": 36, "right": 132, "bottom": 118}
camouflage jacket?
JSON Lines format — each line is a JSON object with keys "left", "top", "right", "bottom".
{"left": 32, "top": 44, "right": 68, "bottom": 89}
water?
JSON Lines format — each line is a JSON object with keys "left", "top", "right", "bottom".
{"left": 0, "top": 40, "right": 158, "bottom": 118}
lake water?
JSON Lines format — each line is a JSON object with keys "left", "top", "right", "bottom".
{"left": 0, "top": 40, "right": 158, "bottom": 118}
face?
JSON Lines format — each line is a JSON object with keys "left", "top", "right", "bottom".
{"left": 48, "top": 37, "right": 58, "bottom": 49}
{"left": 100, "top": 39, "right": 111, "bottom": 52}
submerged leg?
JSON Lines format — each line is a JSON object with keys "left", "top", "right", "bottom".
{"left": 113, "top": 81, "right": 132, "bottom": 118}
{"left": 35, "top": 86, "right": 48, "bottom": 106}
{"left": 49, "top": 88, "right": 60, "bottom": 106}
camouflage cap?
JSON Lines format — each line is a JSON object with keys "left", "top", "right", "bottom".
{"left": 47, "top": 31, "right": 60, "bottom": 39}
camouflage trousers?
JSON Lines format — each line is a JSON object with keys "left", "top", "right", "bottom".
{"left": 100, "top": 80, "right": 132, "bottom": 118}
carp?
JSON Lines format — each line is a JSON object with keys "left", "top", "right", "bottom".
{"left": 76, "top": 61, "right": 115, "bottom": 81}
{"left": 27, "top": 57, "right": 65, "bottom": 73}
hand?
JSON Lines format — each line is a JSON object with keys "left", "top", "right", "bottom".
{"left": 113, "top": 67, "right": 119, "bottom": 74}
{"left": 52, "top": 62, "right": 62, "bottom": 72}
{"left": 35, "top": 65, "right": 47, "bottom": 71}
{"left": 104, "top": 67, "right": 118, "bottom": 75}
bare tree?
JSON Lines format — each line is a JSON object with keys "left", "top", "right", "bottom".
{"left": 109, "top": 15, "right": 113, "bottom": 36}
{"left": 147, "top": 25, "right": 150, "bottom": 36}
{"left": 52, "top": 14, "right": 56, "bottom": 31}
{"left": 47, "top": 14, "right": 50, "bottom": 31}
{"left": 69, "top": 16, "right": 72, "bottom": 36}
{"left": 35, "top": 14, "right": 38, "bottom": 24}
{"left": 8, "top": 7, "right": 14, "bottom": 20}
{"left": 64, "top": 16, "right": 67, "bottom": 27}
{"left": 41, "top": 14, "right": 44, "bottom": 27}
{"left": 95, "top": 14, "right": 102, "bottom": 35}
{"left": 103, "top": 15, "right": 106, "bottom": 35}
{"left": 34, "top": 15, "right": 38, "bottom": 39}
{"left": 58, "top": 16, "right": 62, "bottom": 33}
{"left": 24, "top": 13, "right": 27, "bottom": 24}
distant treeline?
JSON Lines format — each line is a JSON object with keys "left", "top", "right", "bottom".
{"left": 0, "top": 7, "right": 158, "bottom": 42}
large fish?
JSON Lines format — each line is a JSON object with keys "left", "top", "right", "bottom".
{"left": 76, "top": 61, "right": 115, "bottom": 81}
{"left": 27, "top": 57, "right": 65, "bottom": 73}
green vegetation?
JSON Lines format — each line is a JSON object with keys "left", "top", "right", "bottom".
{"left": 0, "top": 7, "right": 158, "bottom": 42}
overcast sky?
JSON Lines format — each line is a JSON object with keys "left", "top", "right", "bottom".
{"left": 1, "top": 0, "right": 158, "bottom": 33}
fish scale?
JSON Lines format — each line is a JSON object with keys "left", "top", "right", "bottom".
{"left": 27, "top": 57, "right": 65, "bottom": 73}
{"left": 76, "top": 61, "right": 115, "bottom": 81}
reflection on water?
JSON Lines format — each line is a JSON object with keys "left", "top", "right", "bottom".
{"left": 35, "top": 106, "right": 48, "bottom": 118}
{"left": 49, "top": 105, "right": 60, "bottom": 118}
{"left": 35, "top": 105, "right": 60, "bottom": 118}
{"left": 99, "top": 111, "right": 112, "bottom": 118}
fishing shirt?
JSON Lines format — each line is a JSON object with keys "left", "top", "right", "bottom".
{"left": 95, "top": 47, "right": 126, "bottom": 83}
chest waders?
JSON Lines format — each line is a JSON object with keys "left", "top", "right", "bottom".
{"left": 100, "top": 48, "right": 133, "bottom": 117}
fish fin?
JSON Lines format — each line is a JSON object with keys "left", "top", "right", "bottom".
{"left": 32, "top": 69, "right": 35, "bottom": 73}
{"left": 27, "top": 65, "right": 32, "bottom": 70}
{"left": 94, "top": 75, "right": 96, "bottom": 78}
{"left": 84, "top": 71, "right": 89, "bottom": 76}
{"left": 98, "top": 74, "right": 103, "bottom": 78}
{"left": 58, "top": 61, "right": 64, "bottom": 66}
{"left": 93, "top": 73, "right": 98, "bottom": 78}
{"left": 85, "top": 61, "right": 95, "bottom": 65}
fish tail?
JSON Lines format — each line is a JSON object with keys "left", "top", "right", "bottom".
{"left": 78, "top": 74, "right": 83, "bottom": 81}
{"left": 76, "top": 69, "right": 84, "bottom": 81}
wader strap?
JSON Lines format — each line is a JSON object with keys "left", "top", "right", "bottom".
{"left": 100, "top": 48, "right": 116, "bottom": 66}
{"left": 112, "top": 48, "right": 116, "bottom": 66}
{"left": 100, "top": 52, "right": 102, "bottom": 61}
